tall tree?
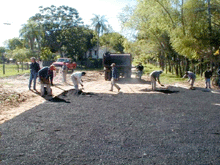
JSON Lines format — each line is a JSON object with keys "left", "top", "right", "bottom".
{"left": 20, "top": 20, "right": 38, "bottom": 51}
{"left": 6, "top": 38, "right": 23, "bottom": 50}
{"left": 31, "top": 5, "right": 83, "bottom": 57}
{"left": 120, "top": 0, "right": 220, "bottom": 75}
{"left": 100, "top": 32, "right": 126, "bottom": 53}
{"left": 91, "top": 15, "right": 109, "bottom": 58}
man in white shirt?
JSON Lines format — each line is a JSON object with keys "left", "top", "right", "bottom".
{"left": 71, "top": 72, "right": 86, "bottom": 93}
{"left": 150, "top": 70, "right": 163, "bottom": 90}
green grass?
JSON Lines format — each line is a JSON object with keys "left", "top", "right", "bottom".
{"left": 142, "top": 63, "right": 203, "bottom": 84}
{"left": 0, "top": 64, "right": 30, "bottom": 78}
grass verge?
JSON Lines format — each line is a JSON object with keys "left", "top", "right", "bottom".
{"left": 0, "top": 64, "right": 29, "bottom": 78}
{"left": 142, "top": 63, "right": 203, "bottom": 84}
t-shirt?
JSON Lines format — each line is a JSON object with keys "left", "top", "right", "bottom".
{"left": 71, "top": 72, "right": 83, "bottom": 83}
{"left": 187, "top": 71, "right": 196, "bottom": 79}
{"left": 112, "top": 67, "right": 118, "bottom": 79}
{"left": 136, "top": 65, "right": 144, "bottom": 71}
{"left": 150, "top": 71, "right": 162, "bottom": 79}
{"left": 30, "top": 62, "right": 40, "bottom": 74}
{"left": 204, "top": 70, "right": 212, "bottom": 79}
{"left": 38, "top": 67, "right": 49, "bottom": 78}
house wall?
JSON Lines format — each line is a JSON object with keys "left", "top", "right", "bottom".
{"left": 86, "top": 47, "right": 112, "bottom": 59}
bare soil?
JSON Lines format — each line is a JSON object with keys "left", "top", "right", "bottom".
{"left": 0, "top": 70, "right": 208, "bottom": 124}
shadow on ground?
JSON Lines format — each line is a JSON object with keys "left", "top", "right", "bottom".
{"left": 1, "top": 85, "right": 220, "bottom": 164}
{"left": 117, "top": 78, "right": 151, "bottom": 85}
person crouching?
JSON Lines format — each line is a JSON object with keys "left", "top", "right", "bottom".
{"left": 183, "top": 71, "right": 196, "bottom": 89}
{"left": 38, "top": 65, "right": 56, "bottom": 96}
{"left": 150, "top": 70, "right": 163, "bottom": 90}
{"left": 71, "top": 72, "right": 86, "bottom": 94}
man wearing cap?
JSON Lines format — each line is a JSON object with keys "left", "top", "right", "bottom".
{"left": 38, "top": 65, "right": 56, "bottom": 96}
{"left": 110, "top": 63, "right": 121, "bottom": 92}
{"left": 183, "top": 71, "right": 196, "bottom": 89}
{"left": 150, "top": 70, "right": 163, "bottom": 90}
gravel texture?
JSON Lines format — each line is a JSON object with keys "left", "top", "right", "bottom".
{"left": 1, "top": 87, "right": 220, "bottom": 165}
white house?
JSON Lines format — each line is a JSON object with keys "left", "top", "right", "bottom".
{"left": 85, "top": 46, "right": 116, "bottom": 59}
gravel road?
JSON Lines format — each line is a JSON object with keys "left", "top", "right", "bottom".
{"left": 1, "top": 76, "right": 220, "bottom": 164}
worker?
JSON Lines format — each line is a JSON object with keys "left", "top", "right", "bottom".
{"left": 183, "top": 71, "right": 196, "bottom": 89}
{"left": 204, "top": 67, "right": 212, "bottom": 89}
{"left": 71, "top": 72, "right": 86, "bottom": 93}
{"left": 110, "top": 63, "right": 121, "bottom": 92}
{"left": 150, "top": 70, "right": 164, "bottom": 90}
{"left": 62, "top": 62, "right": 68, "bottom": 83}
{"left": 28, "top": 57, "right": 40, "bottom": 90}
{"left": 136, "top": 62, "right": 144, "bottom": 79}
{"left": 38, "top": 65, "right": 56, "bottom": 96}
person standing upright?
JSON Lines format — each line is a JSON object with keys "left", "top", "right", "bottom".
{"left": 29, "top": 57, "right": 40, "bottom": 90}
{"left": 62, "top": 62, "right": 68, "bottom": 83}
{"left": 110, "top": 63, "right": 121, "bottom": 92}
{"left": 204, "top": 67, "right": 212, "bottom": 89}
{"left": 136, "top": 62, "right": 144, "bottom": 79}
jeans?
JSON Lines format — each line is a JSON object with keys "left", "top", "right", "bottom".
{"left": 29, "top": 72, "right": 38, "bottom": 90}
{"left": 110, "top": 78, "right": 120, "bottom": 91}
{"left": 205, "top": 78, "right": 211, "bottom": 88}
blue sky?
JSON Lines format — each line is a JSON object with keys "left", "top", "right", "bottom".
{"left": 0, "top": 0, "right": 136, "bottom": 47}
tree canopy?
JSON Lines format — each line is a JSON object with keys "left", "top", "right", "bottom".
{"left": 120, "top": 0, "right": 220, "bottom": 76}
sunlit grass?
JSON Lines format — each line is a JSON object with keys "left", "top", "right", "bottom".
{"left": 141, "top": 63, "right": 203, "bottom": 84}
{"left": 0, "top": 64, "right": 30, "bottom": 78}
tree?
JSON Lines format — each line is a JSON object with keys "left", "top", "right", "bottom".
{"left": 91, "top": 15, "right": 109, "bottom": 58}
{"left": 63, "top": 26, "right": 96, "bottom": 60}
{"left": 20, "top": 20, "right": 40, "bottom": 51}
{"left": 120, "top": 0, "right": 220, "bottom": 76}
{"left": 100, "top": 32, "right": 126, "bottom": 53}
{"left": 6, "top": 38, "right": 23, "bottom": 50}
{"left": 11, "top": 48, "right": 31, "bottom": 70}
{"left": 31, "top": 5, "right": 83, "bottom": 57}
{"left": 40, "top": 47, "right": 53, "bottom": 60}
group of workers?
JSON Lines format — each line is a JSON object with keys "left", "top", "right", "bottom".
{"left": 28, "top": 57, "right": 218, "bottom": 97}
{"left": 28, "top": 57, "right": 86, "bottom": 96}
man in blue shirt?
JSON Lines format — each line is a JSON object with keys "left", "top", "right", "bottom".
{"left": 110, "top": 63, "right": 121, "bottom": 92}
{"left": 29, "top": 57, "right": 40, "bottom": 90}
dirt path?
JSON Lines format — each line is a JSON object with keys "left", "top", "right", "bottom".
{"left": 0, "top": 70, "right": 211, "bottom": 124}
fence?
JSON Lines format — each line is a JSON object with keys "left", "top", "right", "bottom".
{"left": 0, "top": 63, "right": 30, "bottom": 77}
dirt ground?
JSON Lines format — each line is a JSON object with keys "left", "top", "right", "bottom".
{"left": 0, "top": 70, "right": 208, "bottom": 124}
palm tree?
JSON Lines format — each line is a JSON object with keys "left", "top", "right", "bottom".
{"left": 91, "top": 15, "right": 109, "bottom": 58}
{"left": 19, "top": 20, "right": 44, "bottom": 57}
